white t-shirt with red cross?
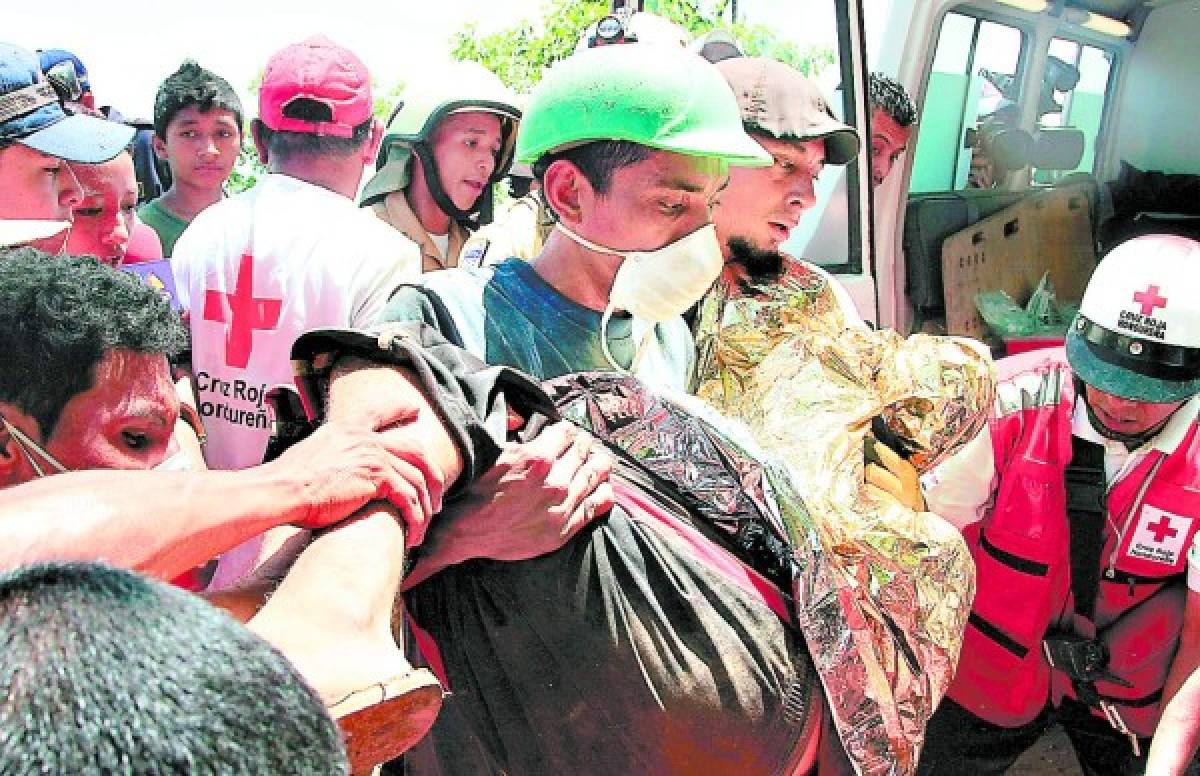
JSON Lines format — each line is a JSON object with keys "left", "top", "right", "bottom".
{"left": 172, "top": 173, "right": 421, "bottom": 471}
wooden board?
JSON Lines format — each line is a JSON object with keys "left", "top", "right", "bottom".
{"left": 941, "top": 182, "right": 1098, "bottom": 339}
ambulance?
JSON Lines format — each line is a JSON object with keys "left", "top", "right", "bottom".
{"left": 776, "top": 0, "right": 1200, "bottom": 341}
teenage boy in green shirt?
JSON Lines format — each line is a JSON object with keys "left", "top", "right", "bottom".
{"left": 138, "top": 61, "right": 242, "bottom": 256}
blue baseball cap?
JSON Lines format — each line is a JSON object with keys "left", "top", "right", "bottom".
{"left": 0, "top": 41, "right": 131, "bottom": 163}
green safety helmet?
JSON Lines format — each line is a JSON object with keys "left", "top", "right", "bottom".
{"left": 515, "top": 45, "right": 772, "bottom": 169}
{"left": 360, "top": 60, "right": 521, "bottom": 219}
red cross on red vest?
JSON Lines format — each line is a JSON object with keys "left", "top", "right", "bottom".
{"left": 1147, "top": 514, "right": 1179, "bottom": 544}
{"left": 1133, "top": 284, "right": 1168, "bottom": 317}
{"left": 203, "top": 253, "right": 282, "bottom": 369}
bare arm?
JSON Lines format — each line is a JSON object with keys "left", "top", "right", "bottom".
{"left": 405, "top": 421, "right": 613, "bottom": 590}
{"left": 0, "top": 465, "right": 300, "bottom": 578}
{"left": 208, "top": 356, "right": 470, "bottom": 590}
{"left": 324, "top": 357, "right": 463, "bottom": 546}
{"left": 309, "top": 353, "right": 609, "bottom": 588}
{"left": 1147, "top": 586, "right": 1200, "bottom": 774}
{"left": 0, "top": 383, "right": 452, "bottom": 580}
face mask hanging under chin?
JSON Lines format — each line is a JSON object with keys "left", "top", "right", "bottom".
{"left": 153, "top": 449, "right": 196, "bottom": 472}
{"left": 55, "top": 221, "right": 73, "bottom": 255}
{"left": 0, "top": 415, "right": 68, "bottom": 477}
{"left": 598, "top": 306, "right": 658, "bottom": 376}
{"left": 554, "top": 222, "right": 723, "bottom": 375}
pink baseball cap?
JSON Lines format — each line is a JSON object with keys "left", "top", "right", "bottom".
{"left": 258, "top": 36, "right": 372, "bottom": 138}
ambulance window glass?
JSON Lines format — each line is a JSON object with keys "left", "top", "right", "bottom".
{"left": 910, "top": 12, "right": 1026, "bottom": 193}
{"left": 1032, "top": 39, "right": 1113, "bottom": 182}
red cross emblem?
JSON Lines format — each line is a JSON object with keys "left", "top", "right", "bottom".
{"left": 1133, "top": 284, "right": 1168, "bottom": 317}
{"left": 203, "top": 253, "right": 282, "bottom": 369}
{"left": 1147, "top": 514, "right": 1179, "bottom": 544}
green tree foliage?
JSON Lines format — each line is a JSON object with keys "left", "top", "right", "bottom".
{"left": 735, "top": 24, "right": 836, "bottom": 76}
{"left": 451, "top": 1, "right": 604, "bottom": 94}
{"left": 226, "top": 3, "right": 836, "bottom": 195}
{"left": 227, "top": 144, "right": 263, "bottom": 195}
{"left": 450, "top": 0, "right": 835, "bottom": 93}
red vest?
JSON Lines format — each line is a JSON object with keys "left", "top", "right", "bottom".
{"left": 948, "top": 349, "right": 1200, "bottom": 735}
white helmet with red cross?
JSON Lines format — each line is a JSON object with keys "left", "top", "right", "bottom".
{"left": 1066, "top": 234, "right": 1200, "bottom": 402}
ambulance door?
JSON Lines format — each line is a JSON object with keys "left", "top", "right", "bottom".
{"left": 734, "top": 0, "right": 877, "bottom": 323}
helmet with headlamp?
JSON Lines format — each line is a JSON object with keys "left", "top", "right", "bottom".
{"left": 575, "top": 10, "right": 690, "bottom": 52}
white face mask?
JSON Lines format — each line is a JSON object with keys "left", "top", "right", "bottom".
{"left": 555, "top": 222, "right": 724, "bottom": 372}
{"left": 153, "top": 449, "right": 196, "bottom": 472}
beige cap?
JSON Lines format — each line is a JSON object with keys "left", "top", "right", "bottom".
{"left": 0, "top": 219, "right": 68, "bottom": 249}
{"left": 716, "top": 57, "right": 860, "bottom": 165}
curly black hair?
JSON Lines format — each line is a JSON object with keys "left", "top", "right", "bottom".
{"left": 0, "top": 249, "right": 187, "bottom": 438}
{"left": 153, "top": 59, "right": 244, "bottom": 139}
{"left": 868, "top": 72, "right": 917, "bottom": 128}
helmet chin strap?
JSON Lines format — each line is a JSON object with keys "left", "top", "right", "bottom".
{"left": 1074, "top": 377, "right": 1173, "bottom": 450}
{"left": 412, "top": 141, "right": 476, "bottom": 226}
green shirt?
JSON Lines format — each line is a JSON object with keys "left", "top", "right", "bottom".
{"left": 137, "top": 199, "right": 190, "bottom": 257}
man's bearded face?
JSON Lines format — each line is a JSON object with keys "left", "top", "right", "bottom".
{"left": 712, "top": 135, "right": 825, "bottom": 265}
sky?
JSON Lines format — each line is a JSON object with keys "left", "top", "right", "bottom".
{"left": 5, "top": 0, "right": 862, "bottom": 121}
{"left": 5, "top": 0, "right": 544, "bottom": 119}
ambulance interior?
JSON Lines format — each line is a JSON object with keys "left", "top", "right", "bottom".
{"left": 862, "top": 0, "right": 1200, "bottom": 341}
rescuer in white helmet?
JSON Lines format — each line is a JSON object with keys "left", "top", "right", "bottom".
{"left": 916, "top": 234, "right": 1200, "bottom": 774}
